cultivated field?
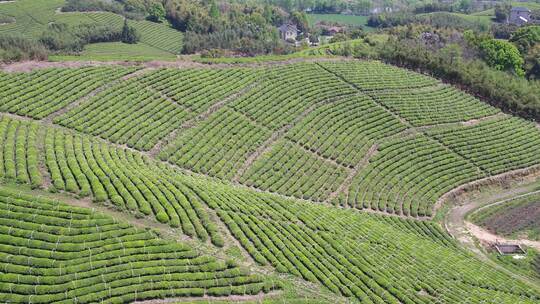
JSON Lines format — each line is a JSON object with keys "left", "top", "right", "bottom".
{"left": 0, "top": 0, "right": 183, "bottom": 56}
{"left": 0, "top": 58, "right": 539, "bottom": 302}
{"left": 470, "top": 193, "right": 540, "bottom": 241}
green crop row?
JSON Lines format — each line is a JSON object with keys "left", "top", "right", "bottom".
{"left": 0, "top": 187, "right": 277, "bottom": 303}
{"left": 161, "top": 107, "right": 272, "bottom": 180}
{"left": 371, "top": 85, "right": 500, "bottom": 126}
{"left": 240, "top": 139, "right": 349, "bottom": 202}
{"left": 285, "top": 94, "right": 406, "bottom": 167}
{"left": 55, "top": 78, "right": 191, "bottom": 151}
{"left": 428, "top": 116, "right": 540, "bottom": 175}
{"left": 184, "top": 179, "right": 540, "bottom": 303}
{"left": 319, "top": 61, "right": 438, "bottom": 90}
{"left": 347, "top": 134, "right": 484, "bottom": 217}
{"left": 0, "top": 67, "right": 138, "bottom": 119}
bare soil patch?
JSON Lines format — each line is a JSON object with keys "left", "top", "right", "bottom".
{"left": 465, "top": 222, "right": 540, "bottom": 251}
{"left": 479, "top": 201, "right": 540, "bottom": 238}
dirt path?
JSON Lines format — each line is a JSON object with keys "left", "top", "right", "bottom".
{"left": 0, "top": 57, "right": 355, "bottom": 73}
{"left": 465, "top": 222, "right": 540, "bottom": 251}
{"left": 444, "top": 184, "right": 540, "bottom": 291}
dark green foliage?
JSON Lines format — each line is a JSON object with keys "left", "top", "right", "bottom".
{"left": 510, "top": 25, "right": 540, "bottom": 54}
{"left": 491, "top": 23, "right": 518, "bottom": 39}
{"left": 291, "top": 11, "right": 309, "bottom": 33}
{"left": 147, "top": 2, "right": 166, "bottom": 22}
{"left": 165, "top": 0, "right": 285, "bottom": 55}
{"left": 494, "top": 3, "right": 511, "bottom": 23}
{"left": 0, "top": 35, "right": 48, "bottom": 63}
{"left": 40, "top": 22, "right": 123, "bottom": 52}
{"left": 525, "top": 45, "right": 540, "bottom": 79}
{"left": 478, "top": 38, "right": 524, "bottom": 76}
{"left": 367, "top": 12, "right": 415, "bottom": 28}
{"left": 121, "top": 19, "right": 141, "bottom": 44}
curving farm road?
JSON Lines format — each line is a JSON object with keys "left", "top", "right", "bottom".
{"left": 444, "top": 187, "right": 540, "bottom": 290}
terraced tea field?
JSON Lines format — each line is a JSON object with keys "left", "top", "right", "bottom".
{"left": 0, "top": 58, "right": 539, "bottom": 303}
{"left": 0, "top": 0, "right": 183, "bottom": 55}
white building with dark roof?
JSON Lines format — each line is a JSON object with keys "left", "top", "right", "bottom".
{"left": 278, "top": 24, "right": 298, "bottom": 41}
{"left": 509, "top": 7, "right": 531, "bottom": 25}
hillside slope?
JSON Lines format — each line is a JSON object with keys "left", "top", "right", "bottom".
{"left": 2, "top": 60, "right": 536, "bottom": 218}
{"left": 0, "top": 59, "right": 539, "bottom": 302}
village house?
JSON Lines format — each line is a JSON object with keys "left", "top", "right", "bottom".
{"left": 278, "top": 23, "right": 298, "bottom": 41}
{"left": 509, "top": 7, "right": 531, "bottom": 25}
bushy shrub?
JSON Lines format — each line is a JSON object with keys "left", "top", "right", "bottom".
{"left": 0, "top": 35, "right": 48, "bottom": 63}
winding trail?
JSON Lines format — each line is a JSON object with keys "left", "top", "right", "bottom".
{"left": 444, "top": 184, "right": 540, "bottom": 291}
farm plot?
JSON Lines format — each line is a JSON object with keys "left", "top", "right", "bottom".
{"left": 229, "top": 63, "right": 356, "bottom": 129}
{"left": 469, "top": 193, "right": 540, "bottom": 241}
{"left": 0, "top": 116, "right": 41, "bottom": 187}
{"left": 285, "top": 94, "right": 406, "bottom": 167}
{"left": 185, "top": 180, "right": 540, "bottom": 303}
{"left": 347, "top": 134, "right": 484, "bottom": 217}
{"left": 42, "top": 126, "right": 223, "bottom": 245}
{"left": 240, "top": 139, "right": 349, "bottom": 202}
{"left": 319, "top": 61, "right": 438, "bottom": 90}
{"left": 427, "top": 116, "right": 540, "bottom": 175}
{"left": 0, "top": 0, "right": 184, "bottom": 55}
{"left": 0, "top": 0, "right": 64, "bottom": 38}
{"left": 161, "top": 107, "right": 272, "bottom": 180}
{"left": 0, "top": 187, "right": 277, "bottom": 304}
{"left": 371, "top": 85, "right": 500, "bottom": 126}
{"left": 138, "top": 68, "right": 260, "bottom": 113}
{"left": 0, "top": 115, "right": 222, "bottom": 245}
{"left": 0, "top": 66, "right": 138, "bottom": 119}
{"left": 55, "top": 78, "right": 192, "bottom": 151}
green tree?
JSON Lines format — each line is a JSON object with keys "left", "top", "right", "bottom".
{"left": 494, "top": 4, "right": 511, "bottom": 22}
{"left": 479, "top": 38, "right": 524, "bottom": 76}
{"left": 209, "top": 0, "right": 220, "bottom": 19}
{"left": 121, "top": 19, "right": 140, "bottom": 44}
{"left": 509, "top": 25, "right": 540, "bottom": 54}
{"left": 290, "top": 11, "right": 309, "bottom": 34}
{"left": 148, "top": 2, "right": 166, "bottom": 23}
{"left": 524, "top": 44, "right": 540, "bottom": 79}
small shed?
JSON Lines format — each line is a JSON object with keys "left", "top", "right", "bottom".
{"left": 509, "top": 7, "right": 531, "bottom": 25}
{"left": 494, "top": 243, "right": 525, "bottom": 255}
{"left": 279, "top": 24, "right": 298, "bottom": 41}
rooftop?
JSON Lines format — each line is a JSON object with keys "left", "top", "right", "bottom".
{"left": 511, "top": 7, "right": 532, "bottom": 12}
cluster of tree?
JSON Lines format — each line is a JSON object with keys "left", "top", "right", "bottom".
{"left": 509, "top": 26, "right": 540, "bottom": 79}
{"left": 164, "top": 0, "right": 296, "bottom": 55}
{"left": 0, "top": 36, "right": 48, "bottom": 63}
{"left": 464, "top": 26, "right": 540, "bottom": 79}
{"left": 39, "top": 20, "right": 139, "bottom": 53}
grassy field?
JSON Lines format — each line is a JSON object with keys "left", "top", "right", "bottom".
{"left": 0, "top": 60, "right": 540, "bottom": 302}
